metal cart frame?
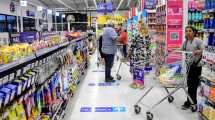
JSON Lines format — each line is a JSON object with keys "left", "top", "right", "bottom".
{"left": 133, "top": 51, "right": 197, "bottom": 120}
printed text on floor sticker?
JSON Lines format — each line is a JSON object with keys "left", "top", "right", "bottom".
{"left": 80, "top": 107, "right": 126, "bottom": 112}
{"left": 88, "top": 82, "right": 120, "bottom": 86}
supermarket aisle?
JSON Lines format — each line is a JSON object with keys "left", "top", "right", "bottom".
{"left": 64, "top": 52, "right": 199, "bottom": 120}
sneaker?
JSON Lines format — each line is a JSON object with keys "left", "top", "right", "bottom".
{"left": 105, "top": 76, "right": 114, "bottom": 82}
{"left": 105, "top": 79, "right": 115, "bottom": 83}
{"left": 181, "top": 102, "right": 190, "bottom": 110}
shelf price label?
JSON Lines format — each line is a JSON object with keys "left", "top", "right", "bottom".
{"left": 16, "top": 69, "right": 22, "bottom": 77}
{"left": 3, "top": 75, "right": 9, "bottom": 85}
{"left": 9, "top": 73, "right": 15, "bottom": 81}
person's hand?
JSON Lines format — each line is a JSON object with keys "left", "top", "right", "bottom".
{"left": 192, "top": 50, "right": 203, "bottom": 56}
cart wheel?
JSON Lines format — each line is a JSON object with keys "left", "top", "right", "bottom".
{"left": 117, "top": 75, "right": 122, "bottom": 80}
{"left": 190, "top": 105, "right": 197, "bottom": 112}
{"left": 146, "top": 112, "right": 153, "bottom": 120}
{"left": 134, "top": 105, "right": 141, "bottom": 114}
{"left": 168, "top": 96, "right": 174, "bottom": 103}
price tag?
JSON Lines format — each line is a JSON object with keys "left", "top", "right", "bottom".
{"left": 27, "top": 64, "right": 31, "bottom": 70}
{"left": 39, "top": 60, "right": 42, "bottom": 66}
{"left": 3, "top": 76, "right": 9, "bottom": 84}
{"left": 35, "top": 61, "right": 38, "bottom": 67}
{"left": 16, "top": 69, "right": 22, "bottom": 77}
{"left": 23, "top": 66, "right": 28, "bottom": 73}
{"left": 9, "top": 73, "right": 15, "bottom": 81}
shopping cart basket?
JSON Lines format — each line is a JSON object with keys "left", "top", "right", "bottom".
{"left": 133, "top": 51, "right": 197, "bottom": 120}
{"left": 115, "top": 43, "right": 130, "bottom": 80}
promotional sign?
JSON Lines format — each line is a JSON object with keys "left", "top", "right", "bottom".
{"left": 97, "top": 2, "right": 112, "bottom": 13}
{"left": 144, "top": 0, "right": 157, "bottom": 9}
{"left": 133, "top": 68, "right": 144, "bottom": 85}
{"left": 26, "top": 10, "right": 35, "bottom": 17}
{"left": 96, "top": 15, "right": 126, "bottom": 25}
{"left": 166, "top": 0, "right": 183, "bottom": 49}
{"left": 19, "top": 32, "right": 38, "bottom": 43}
{"left": 166, "top": 0, "right": 183, "bottom": 63}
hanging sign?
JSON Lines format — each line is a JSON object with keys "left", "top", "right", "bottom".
{"left": 20, "top": 0, "right": 27, "bottom": 7}
{"left": 97, "top": 2, "right": 113, "bottom": 13}
{"left": 96, "top": 15, "right": 126, "bottom": 25}
{"left": 144, "top": 0, "right": 157, "bottom": 9}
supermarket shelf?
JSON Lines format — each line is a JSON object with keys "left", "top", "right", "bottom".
{"left": 204, "top": 29, "right": 215, "bottom": 33}
{"left": 202, "top": 8, "right": 215, "bottom": 13}
{"left": 201, "top": 76, "right": 215, "bottom": 86}
{"left": 189, "top": 9, "right": 202, "bottom": 12}
{"left": 147, "top": 10, "right": 156, "bottom": 13}
{"left": 0, "top": 36, "right": 87, "bottom": 75}
{"left": 189, "top": 20, "right": 204, "bottom": 23}
{"left": 35, "top": 45, "right": 59, "bottom": 57}
{"left": 0, "top": 54, "right": 36, "bottom": 73}
{"left": 51, "top": 101, "right": 64, "bottom": 120}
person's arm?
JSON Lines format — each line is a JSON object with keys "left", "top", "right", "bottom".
{"left": 193, "top": 39, "right": 203, "bottom": 55}
{"left": 110, "top": 28, "right": 118, "bottom": 40}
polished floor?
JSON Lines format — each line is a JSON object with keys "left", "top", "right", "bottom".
{"left": 64, "top": 52, "right": 198, "bottom": 120}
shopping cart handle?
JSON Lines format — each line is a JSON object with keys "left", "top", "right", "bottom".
{"left": 174, "top": 50, "right": 193, "bottom": 54}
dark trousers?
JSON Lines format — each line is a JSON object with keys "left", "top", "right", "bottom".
{"left": 103, "top": 54, "right": 115, "bottom": 78}
{"left": 187, "top": 65, "right": 202, "bottom": 105}
{"left": 123, "top": 45, "right": 127, "bottom": 58}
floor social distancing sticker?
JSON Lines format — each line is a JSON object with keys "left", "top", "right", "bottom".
{"left": 80, "top": 106, "right": 126, "bottom": 112}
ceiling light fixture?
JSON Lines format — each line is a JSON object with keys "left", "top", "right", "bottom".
{"left": 93, "top": 0, "right": 97, "bottom": 9}
{"left": 56, "top": 0, "right": 75, "bottom": 11}
{"left": 115, "top": 0, "right": 124, "bottom": 13}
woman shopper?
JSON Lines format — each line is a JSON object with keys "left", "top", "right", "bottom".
{"left": 119, "top": 28, "right": 128, "bottom": 59}
{"left": 181, "top": 26, "right": 203, "bottom": 110}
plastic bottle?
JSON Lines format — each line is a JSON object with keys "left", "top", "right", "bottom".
{"left": 189, "top": 12, "right": 192, "bottom": 21}
{"left": 208, "top": 33, "right": 214, "bottom": 46}
{"left": 212, "top": 17, "right": 215, "bottom": 29}
{"left": 192, "top": 12, "right": 195, "bottom": 21}
{"left": 205, "top": 0, "right": 208, "bottom": 9}
{"left": 204, "top": 19, "right": 207, "bottom": 29}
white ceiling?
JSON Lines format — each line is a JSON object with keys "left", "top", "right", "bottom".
{"left": 39, "top": 0, "right": 133, "bottom": 12}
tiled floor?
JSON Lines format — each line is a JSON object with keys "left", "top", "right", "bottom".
{"left": 64, "top": 52, "right": 198, "bottom": 120}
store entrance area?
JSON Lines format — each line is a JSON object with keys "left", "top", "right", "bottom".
{"left": 64, "top": 52, "right": 198, "bottom": 120}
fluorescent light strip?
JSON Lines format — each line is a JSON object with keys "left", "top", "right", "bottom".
{"left": 56, "top": 0, "right": 75, "bottom": 10}
{"left": 115, "top": 0, "right": 124, "bottom": 13}
{"left": 93, "top": 0, "right": 97, "bottom": 9}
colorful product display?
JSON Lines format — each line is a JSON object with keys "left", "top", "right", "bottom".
{"left": 198, "top": 1, "right": 215, "bottom": 119}
{"left": 0, "top": 44, "right": 33, "bottom": 64}
{"left": 0, "top": 34, "right": 88, "bottom": 120}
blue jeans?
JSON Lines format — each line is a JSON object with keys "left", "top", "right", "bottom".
{"left": 103, "top": 54, "right": 115, "bottom": 79}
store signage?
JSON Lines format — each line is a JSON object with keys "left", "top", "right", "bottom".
{"left": 47, "top": 9, "right": 52, "bottom": 14}
{"left": 20, "top": 0, "right": 27, "bottom": 7}
{"left": 97, "top": 2, "right": 112, "bottom": 13}
{"left": 97, "top": 15, "right": 126, "bottom": 25}
{"left": 166, "top": 0, "right": 183, "bottom": 49}
{"left": 133, "top": 68, "right": 144, "bottom": 81}
{"left": 19, "top": 32, "right": 37, "bottom": 43}
{"left": 10, "top": 2, "right": 16, "bottom": 13}
{"left": 144, "top": 0, "right": 157, "bottom": 9}
{"left": 166, "top": 0, "right": 183, "bottom": 63}
{"left": 26, "top": 10, "right": 35, "bottom": 17}
{"left": 37, "top": 6, "right": 43, "bottom": 11}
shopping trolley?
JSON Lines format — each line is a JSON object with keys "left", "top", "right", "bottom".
{"left": 133, "top": 51, "right": 197, "bottom": 120}
{"left": 115, "top": 43, "right": 130, "bottom": 80}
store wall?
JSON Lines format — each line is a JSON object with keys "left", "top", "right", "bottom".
{"left": 0, "top": 0, "right": 53, "bottom": 32}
